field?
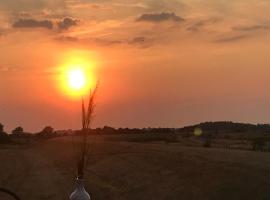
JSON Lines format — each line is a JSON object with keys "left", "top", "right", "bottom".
{"left": 1, "top": 135, "right": 270, "bottom": 200}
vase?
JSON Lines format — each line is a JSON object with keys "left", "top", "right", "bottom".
{"left": 70, "top": 178, "right": 91, "bottom": 200}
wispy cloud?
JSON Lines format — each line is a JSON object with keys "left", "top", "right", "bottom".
{"left": 136, "top": 12, "right": 184, "bottom": 23}
{"left": 232, "top": 24, "right": 270, "bottom": 32}
{"left": 55, "top": 34, "right": 154, "bottom": 48}
{"left": 215, "top": 34, "right": 248, "bottom": 43}
{"left": 187, "top": 18, "right": 220, "bottom": 32}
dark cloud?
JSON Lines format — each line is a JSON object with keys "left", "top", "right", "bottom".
{"left": 57, "top": 17, "right": 79, "bottom": 30}
{"left": 136, "top": 12, "right": 184, "bottom": 23}
{"left": 12, "top": 19, "right": 53, "bottom": 29}
{"left": 215, "top": 35, "right": 248, "bottom": 43}
{"left": 232, "top": 25, "right": 270, "bottom": 31}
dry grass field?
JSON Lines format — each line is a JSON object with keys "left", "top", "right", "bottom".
{"left": 1, "top": 135, "right": 270, "bottom": 200}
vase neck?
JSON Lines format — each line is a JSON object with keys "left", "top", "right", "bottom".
{"left": 76, "top": 178, "right": 85, "bottom": 190}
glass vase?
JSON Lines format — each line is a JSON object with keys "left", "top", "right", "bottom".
{"left": 70, "top": 178, "right": 91, "bottom": 200}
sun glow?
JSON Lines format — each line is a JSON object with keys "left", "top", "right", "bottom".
{"left": 57, "top": 51, "right": 97, "bottom": 98}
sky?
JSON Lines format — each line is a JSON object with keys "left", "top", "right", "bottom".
{"left": 1, "top": 0, "right": 270, "bottom": 132}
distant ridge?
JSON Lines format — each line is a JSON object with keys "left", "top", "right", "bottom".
{"left": 179, "top": 121, "right": 270, "bottom": 133}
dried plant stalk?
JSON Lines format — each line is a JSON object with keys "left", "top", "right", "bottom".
{"left": 77, "top": 85, "right": 98, "bottom": 179}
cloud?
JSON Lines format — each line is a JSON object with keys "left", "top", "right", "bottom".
{"left": 215, "top": 35, "right": 248, "bottom": 43}
{"left": 130, "top": 36, "right": 146, "bottom": 44}
{"left": 232, "top": 25, "right": 270, "bottom": 31}
{"left": 0, "top": 0, "right": 68, "bottom": 15}
{"left": 55, "top": 36, "right": 79, "bottom": 42}
{"left": 129, "top": 36, "right": 153, "bottom": 48}
{"left": 187, "top": 18, "right": 220, "bottom": 32}
{"left": 57, "top": 17, "right": 79, "bottom": 30}
{"left": 55, "top": 35, "right": 122, "bottom": 46}
{"left": 12, "top": 19, "right": 53, "bottom": 29}
{"left": 136, "top": 12, "right": 184, "bottom": 23}
{"left": 18, "top": 12, "right": 32, "bottom": 18}
{"left": 54, "top": 35, "right": 154, "bottom": 48}
{"left": 144, "top": 0, "right": 186, "bottom": 13}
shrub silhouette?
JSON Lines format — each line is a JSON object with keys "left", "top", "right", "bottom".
{"left": 12, "top": 127, "right": 23, "bottom": 135}
{"left": 251, "top": 138, "right": 266, "bottom": 151}
{"left": 203, "top": 133, "right": 213, "bottom": 148}
{"left": 0, "top": 123, "right": 11, "bottom": 144}
{"left": 0, "top": 123, "right": 3, "bottom": 133}
{"left": 37, "top": 126, "right": 55, "bottom": 138}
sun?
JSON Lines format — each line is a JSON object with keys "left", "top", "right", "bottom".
{"left": 56, "top": 50, "right": 98, "bottom": 98}
{"left": 62, "top": 64, "right": 93, "bottom": 97}
{"left": 68, "top": 68, "right": 86, "bottom": 90}
{"left": 60, "top": 65, "right": 95, "bottom": 97}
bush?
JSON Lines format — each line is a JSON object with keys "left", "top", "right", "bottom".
{"left": 203, "top": 138, "right": 212, "bottom": 148}
{"left": 0, "top": 123, "right": 3, "bottom": 133}
{"left": 251, "top": 138, "right": 266, "bottom": 151}
{"left": 37, "top": 126, "right": 56, "bottom": 138}
{"left": 203, "top": 133, "right": 213, "bottom": 148}
{"left": 12, "top": 127, "right": 23, "bottom": 135}
{"left": 0, "top": 123, "right": 11, "bottom": 144}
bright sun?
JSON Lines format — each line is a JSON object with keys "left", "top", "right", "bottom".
{"left": 62, "top": 64, "right": 93, "bottom": 97}
{"left": 68, "top": 68, "right": 86, "bottom": 90}
{"left": 57, "top": 50, "right": 98, "bottom": 98}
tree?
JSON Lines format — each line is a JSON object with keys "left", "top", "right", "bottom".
{"left": 38, "top": 126, "right": 54, "bottom": 138}
{"left": 42, "top": 126, "right": 53, "bottom": 134}
{"left": 0, "top": 123, "right": 10, "bottom": 143}
{"left": 0, "top": 123, "right": 3, "bottom": 133}
{"left": 12, "top": 127, "right": 23, "bottom": 135}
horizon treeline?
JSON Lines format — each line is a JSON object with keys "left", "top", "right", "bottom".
{"left": 1, "top": 121, "right": 270, "bottom": 136}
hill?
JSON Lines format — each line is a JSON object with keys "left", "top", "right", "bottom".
{"left": 179, "top": 121, "right": 270, "bottom": 133}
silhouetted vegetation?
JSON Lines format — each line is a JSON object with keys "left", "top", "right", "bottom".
{"left": 36, "top": 126, "right": 56, "bottom": 138}
{"left": 0, "top": 123, "right": 3, "bottom": 133}
{"left": 12, "top": 126, "right": 23, "bottom": 135}
{"left": 203, "top": 133, "right": 213, "bottom": 148}
{"left": 251, "top": 138, "right": 266, "bottom": 151}
{"left": 179, "top": 121, "right": 270, "bottom": 134}
{"left": 3, "top": 121, "right": 270, "bottom": 152}
{"left": 0, "top": 123, "right": 11, "bottom": 144}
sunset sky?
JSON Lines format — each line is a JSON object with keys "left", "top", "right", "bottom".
{"left": 1, "top": 0, "right": 270, "bottom": 132}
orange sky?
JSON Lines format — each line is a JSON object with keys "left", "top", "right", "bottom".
{"left": 1, "top": 0, "right": 270, "bottom": 132}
